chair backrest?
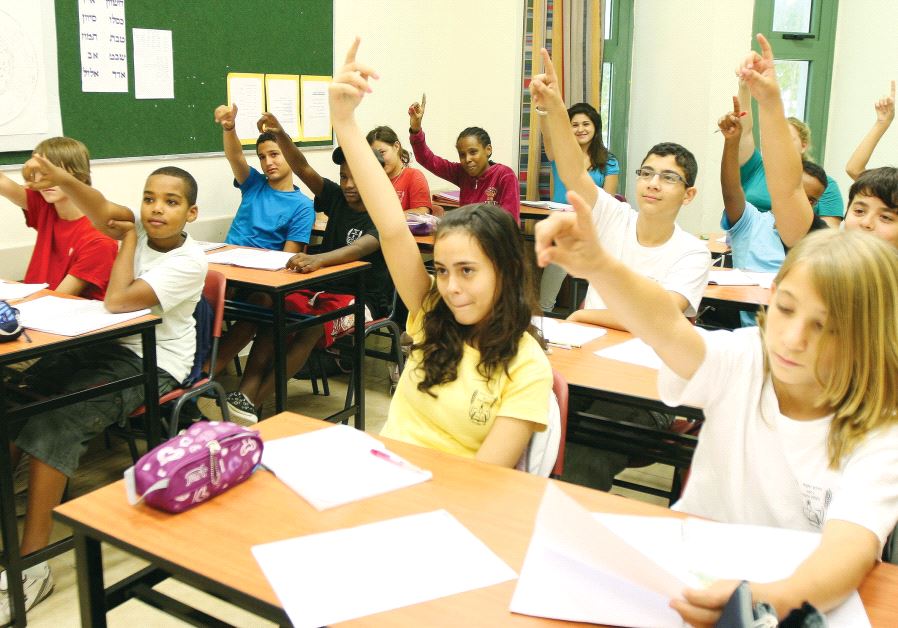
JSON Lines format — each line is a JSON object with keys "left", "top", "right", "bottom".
{"left": 516, "top": 369, "right": 569, "bottom": 477}
{"left": 430, "top": 204, "right": 445, "bottom": 218}
{"left": 182, "top": 270, "right": 227, "bottom": 387}
{"left": 551, "top": 369, "right": 569, "bottom": 476}
{"left": 202, "top": 269, "right": 227, "bottom": 339}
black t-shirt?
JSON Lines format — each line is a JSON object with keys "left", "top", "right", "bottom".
{"left": 780, "top": 214, "right": 829, "bottom": 255}
{"left": 313, "top": 179, "right": 392, "bottom": 317}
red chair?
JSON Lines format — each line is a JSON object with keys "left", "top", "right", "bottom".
{"left": 551, "top": 369, "right": 569, "bottom": 477}
{"left": 517, "top": 369, "right": 568, "bottom": 477}
{"left": 114, "top": 270, "right": 231, "bottom": 460}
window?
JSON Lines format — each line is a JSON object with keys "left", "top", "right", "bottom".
{"left": 600, "top": 0, "right": 634, "bottom": 188}
{"left": 752, "top": 0, "right": 840, "bottom": 161}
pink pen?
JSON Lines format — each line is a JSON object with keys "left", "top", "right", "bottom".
{"left": 370, "top": 448, "right": 426, "bottom": 474}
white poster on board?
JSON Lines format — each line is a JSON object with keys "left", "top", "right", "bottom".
{"left": 0, "top": 0, "right": 63, "bottom": 151}
{"left": 133, "top": 29, "right": 174, "bottom": 99}
{"left": 79, "top": 0, "right": 128, "bottom": 93}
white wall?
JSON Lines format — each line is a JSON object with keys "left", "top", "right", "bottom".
{"left": 824, "top": 0, "right": 898, "bottom": 200}
{"left": 0, "top": 0, "right": 525, "bottom": 279}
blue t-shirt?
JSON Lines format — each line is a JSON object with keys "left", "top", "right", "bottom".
{"left": 550, "top": 155, "right": 620, "bottom": 203}
{"left": 225, "top": 167, "right": 314, "bottom": 250}
{"left": 740, "top": 149, "right": 843, "bottom": 218}
{"left": 721, "top": 202, "right": 784, "bottom": 327}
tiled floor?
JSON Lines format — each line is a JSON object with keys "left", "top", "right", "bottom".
{"left": 25, "top": 353, "right": 677, "bottom": 626}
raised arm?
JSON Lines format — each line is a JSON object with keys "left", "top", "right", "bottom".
{"left": 535, "top": 190, "right": 705, "bottom": 379}
{"left": 23, "top": 155, "right": 133, "bottom": 239}
{"left": 407, "top": 96, "right": 462, "bottom": 185}
{"left": 329, "top": 39, "right": 432, "bottom": 316}
{"left": 531, "top": 49, "right": 598, "bottom": 208}
{"left": 736, "top": 80, "right": 756, "bottom": 166}
{"left": 213, "top": 103, "right": 251, "bottom": 184}
{"left": 846, "top": 80, "right": 895, "bottom": 180}
{"left": 739, "top": 34, "right": 814, "bottom": 248}
{"left": 0, "top": 171, "right": 27, "bottom": 209}
{"left": 720, "top": 96, "right": 748, "bottom": 225}
{"left": 257, "top": 112, "right": 324, "bottom": 197}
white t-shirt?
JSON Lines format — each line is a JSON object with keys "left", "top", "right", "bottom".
{"left": 659, "top": 326, "right": 898, "bottom": 547}
{"left": 118, "top": 212, "right": 208, "bottom": 383}
{"left": 583, "top": 189, "right": 710, "bottom": 316}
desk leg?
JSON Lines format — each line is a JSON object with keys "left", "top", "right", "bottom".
{"left": 0, "top": 387, "right": 26, "bottom": 627}
{"left": 354, "top": 272, "right": 365, "bottom": 431}
{"left": 74, "top": 532, "right": 107, "bottom": 628}
{"left": 141, "top": 328, "right": 161, "bottom": 448}
{"left": 273, "top": 293, "right": 287, "bottom": 414}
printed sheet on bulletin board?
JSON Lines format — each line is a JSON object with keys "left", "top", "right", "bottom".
{"left": 0, "top": 0, "right": 332, "bottom": 165}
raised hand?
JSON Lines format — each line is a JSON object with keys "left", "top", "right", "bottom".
{"left": 22, "top": 154, "right": 69, "bottom": 191}
{"left": 329, "top": 37, "right": 378, "bottom": 124}
{"left": 534, "top": 189, "right": 607, "bottom": 277}
{"left": 214, "top": 103, "right": 237, "bottom": 131}
{"left": 257, "top": 112, "right": 284, "bottom": 135}
{"left": 737, "top": 34, "right": 780, "bottom": 105}
{"left": 717, "top": 95, "right": 744, "bottom": 140}
{"left": 408, "top": 92, "right": 426, "bottom": 132}
{"left": 874, "top": 80, "right": 895, "bottom": 124}
{"left": 529, "top": 48, "right": 564, "bottom": 112}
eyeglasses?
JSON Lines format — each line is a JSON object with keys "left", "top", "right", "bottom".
{"left": 634, "top": 168, "right": 688, "bottom": 186}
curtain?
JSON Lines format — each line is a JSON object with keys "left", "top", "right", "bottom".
{"left": 520, "top": 0, "right": 604, "bottom": 200}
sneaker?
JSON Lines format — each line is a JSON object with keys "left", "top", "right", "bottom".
{"left": 225, "top": 391, "right": 258, "bottom": 426}
{"left": 0, "top": 564, "right": 54, "bottom": 623}
{"left": 196, "top": 396, "right": 224, "bottom": 421}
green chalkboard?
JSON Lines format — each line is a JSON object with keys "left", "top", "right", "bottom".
{"left": 1, "top": 0, "right": 332, "bottom": 165}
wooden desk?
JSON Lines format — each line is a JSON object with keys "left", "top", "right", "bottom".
{"left": 312, "top": 216, "right": 434, "bottom": 252}
{"left": 55, "top": 412, "right": 898, "bottom": 627}
{"left": 208, "top": 250, "right": 370, "bottom": 426}
{"left": 1, "top": 288, "right": 161, "bottom": 627}
{"left": 702, "top": 282, "right": 771, "bottom": 312}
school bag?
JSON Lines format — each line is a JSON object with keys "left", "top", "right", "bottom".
{"left": 0, "top": 300, "right": 24, "bottom": 342}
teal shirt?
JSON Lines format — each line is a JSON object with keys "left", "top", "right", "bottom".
{"left": 550, "top": 155, "right": 620, "bottom": 203}
{"left": 740, "top": 149, "right": 843, "bottom": 218}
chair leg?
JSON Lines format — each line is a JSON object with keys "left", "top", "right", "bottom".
{"left": 232, "top": 354, "right": 243, "bottom": 377}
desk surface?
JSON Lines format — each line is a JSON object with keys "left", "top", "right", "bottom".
{"left": 55, "top": 412, "right": 898, "bottom": 626}
{"left": 207, "top": 248, "right": 368, "bottom": 290}
{"left": 703, "top": 282, "right": 771, "bottom": 308}
{"left": 0, "top": 289, "right": 159, "bottom": 360}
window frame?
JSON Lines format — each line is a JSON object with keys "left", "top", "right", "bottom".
{"left": 601, "top": 0, "right": 634, "bottom": 190}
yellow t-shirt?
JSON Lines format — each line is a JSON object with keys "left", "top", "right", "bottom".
{"left": 381, "top": 306, "right": 552, "bottom": 458}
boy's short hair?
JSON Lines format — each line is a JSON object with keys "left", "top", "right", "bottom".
{"left": 256, "top": 132, "right": 278, "bottom": 150}
{"left": 801, "top": 160, "right": 828, "bottom": 190}
{"left": 641, "top": 142, "right": 697, "bottom": 187}
{"left": 149, "top": 166, "right": 198, "bottom": 206}
{"left": 331, "top": 146, "right": 386, "bottom": 167}
{"left": 848, "top": 167, "right": 898, "bottom": 210}
{"left": 34, "top": 137, "right": 91, "bottom": 186}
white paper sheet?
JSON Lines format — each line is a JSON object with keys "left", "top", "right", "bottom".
{"left": 0, "top": 283, "right": 47, "bottom": 301}
{"left": 300, "top": 76, "right": 331, "bottom": 140}
{"left": 78, "top": 0, "right": 127, "bottom": 93}
{"left": 132, "top": 28, "right": 173, "bottom": 99}
{"left": 226, "top": 73, "right": 265, "bottom": 143}
{"left": 510, "top": 484, "right": 870, "bottom": 628}
{"left": 206, "top": 248, "right": 294, "bottom": 271}
{"left": 520, "top": 200, "right": 573, "bottom": 211}
{"left": 261, "top": 425, "right": 432, "bottom": 510}
{"left": 15, "top": 296, "right": 150, "bottom": 336}
{"left": 532, "top": 316, "right": 606, "bottom": 348}
{"left": 708, "top": 269, "right": 775, "bottom": 288}
{"left": 194, "top": 241, "right": 227, "bottom": 253}
{"left": 595, "top": 338, "right": 663, "bottom": 370}
{"left": 253, "top": 509, "right": 516, "bottom": 628}
{"left": 265, "top": 75, "right": 300, "bottom": 139}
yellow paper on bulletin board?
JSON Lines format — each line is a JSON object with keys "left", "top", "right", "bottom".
{"left": 226, "top": 73, "right": 265, "bottom": 145}
{"left": 265, "top": 74, "right": 301, "bottom": 140}
{"left": 300, "top": 75, "right": 332, "bottom": 141}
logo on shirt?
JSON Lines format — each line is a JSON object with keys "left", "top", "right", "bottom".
{"left": 468, "top": 390, "right": 497, "bottom": 426}
{"left": 800, "top": 482, "right": 832, "bottom": 529}
{"left": 346, "top": 228, "right": 364, "bottom": 244}
{"left": 484, "top": 187, "right": 498, "bottom": 204}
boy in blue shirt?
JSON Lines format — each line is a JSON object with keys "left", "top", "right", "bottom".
{"left": 11, "top": 157, "right": 207, "bottom": 620}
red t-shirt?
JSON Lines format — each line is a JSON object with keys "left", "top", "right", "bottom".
{"left": 23, "top": 189, "right": 118, "bottom": 300}
{"left": 390, "top": 166, "right": 432, "bottom": 212}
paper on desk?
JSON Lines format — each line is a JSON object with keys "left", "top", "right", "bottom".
{"left": 262, "top": 425, "right": 432, "bottom": 510}
{"left": 195, "top": 241, "right": 227, "bottom": 253}
{"left": 532, "top": 316, "right": 606, "bottom": 347}
{"left": 595, "top": 338, "right": 663, "bottom": 370}
{"left": 253, "top": 509, "right": 516, "bottom": 628}
{"left": 708, "top": 269, "right": 776, "bottom": 288}
{"left": 206, "top": 248, "right": 294, "bottom": 271}
{"left": 0, "top": 282, "right": 47, "bottom": 300}
{"left": 510, "top": 484, "right": 688, "bottom": 627}
{"left": 520, "top": 200, "right": 573, "bottom": 211}
{"left": 511, "top": 486, "right": 870, "bottom": 628}
{"left": 15, "top": 296, "right": 150, "bottom": 336}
